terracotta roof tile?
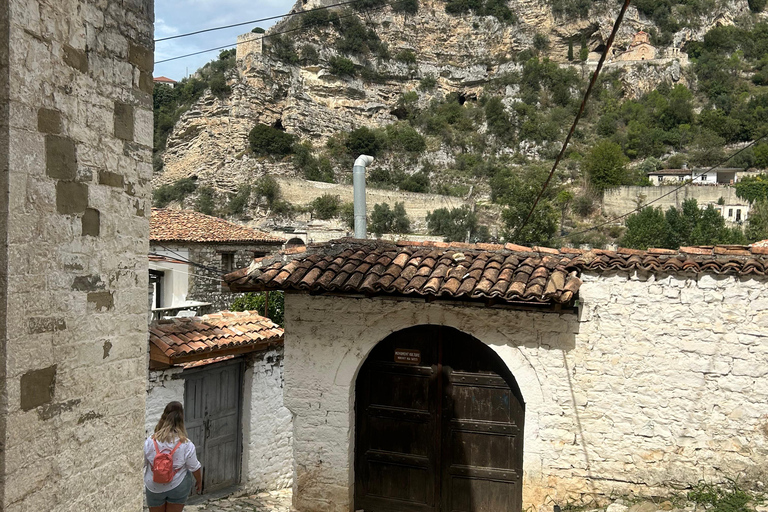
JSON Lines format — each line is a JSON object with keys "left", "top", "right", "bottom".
{"left": 151, "top": 208, "right": 284, "bottom": 244}
{"left": 150, "top": 310, "right": 283, "bottom": 364}
{"left": 224, "top": 239, "right": 768, "bottom": 305}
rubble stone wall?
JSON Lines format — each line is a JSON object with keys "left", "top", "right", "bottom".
{"left": 0, "top": 0, "right": 153, "bottom": 510}
{"left": 283, "top": 270, "right": 768, "bottom": 512}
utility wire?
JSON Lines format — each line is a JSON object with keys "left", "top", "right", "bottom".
{"left": 564, "top": 133, "right": 768, "bottom": 239}
{"left": 154, "top": 0, "right": 407, "bottom": 64}
{"left": 512, "top": 0, "right": 633, "bottom": 241}
{"left": 154, "top": 0, "right": 365, "bottom": 42}
{"left": 150, "top": 255, "right": 233, "bottom": 284}
{"left": 152, "top": 244, "right": 227, "bottom": 276}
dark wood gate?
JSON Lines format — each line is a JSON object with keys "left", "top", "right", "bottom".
{"left": 184, "top": 359, "right": 243, "bottom": 493}
{"left": 355, "top": 326, "right": 524, "bottom": 512}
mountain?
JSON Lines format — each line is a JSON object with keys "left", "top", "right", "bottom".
{"left": 152, "top": 0, "right": 768, "bottom": 246}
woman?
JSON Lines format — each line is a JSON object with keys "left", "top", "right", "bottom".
{"left": 144, "top": 402, "right": 203, "bottom": 512}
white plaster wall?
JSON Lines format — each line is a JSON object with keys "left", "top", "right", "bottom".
{"left": 282, "top": 270, "right": 768, "bottom": 512}
{"left": 149, "top": 249, "right": 190, "bottom": 308}
{"left": 146, "top": 368, "right": 185, "bottom": 436}
{"left": 241, "top": 348, "right": 294, "bottom": 491}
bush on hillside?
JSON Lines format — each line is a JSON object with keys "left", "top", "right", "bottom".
{"left": 249, "top": 124, "right": 296, "bottom": 157}
{"left": 311, "top": 194, "right": 342, "bottom": 219}
{"left": 153, "top": 178, "right": 197, "bottom": 207}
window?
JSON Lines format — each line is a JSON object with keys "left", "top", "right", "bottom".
{"left": 701, "top": 175, "right": 706, "bottom": 181}
{"left": 221, "top": 252, "right": 235, "bottom": 273}
{"left": 728, "top": 208, "right": 733, "bottom": 218}
{"left": 736, "top": 209, "right": 742, "bottom": 222}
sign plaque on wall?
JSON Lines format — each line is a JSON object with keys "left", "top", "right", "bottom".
{"left": 394, "top": 348, "right": 421, "bottom": 365}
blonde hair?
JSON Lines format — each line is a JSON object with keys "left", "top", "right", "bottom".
{"left": 153, "top": 401, "right": 189, "bottom": 443}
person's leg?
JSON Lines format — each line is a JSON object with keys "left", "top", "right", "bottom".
{"left": 165, "top": 503, "right": 185, "bottom": 512}
{"left": 148, "top": 505, "right": 167, "bottom": 512}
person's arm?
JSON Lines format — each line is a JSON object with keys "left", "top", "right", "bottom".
{"left": 192, "top": 468, "right": 202, "bottom": 493}
{"left": 184, "top": 441, "right": 203, "bottom": 493}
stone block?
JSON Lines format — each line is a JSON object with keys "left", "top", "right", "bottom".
{"left": 63, "top": 44, "right": 88, "bottom": 73}
{"left": 45, "top": 135, "right": 77, "bottom": 180}
{"left": 71, "top": 275, "right": 105, "bottom": 292}
{"left": 139, "top": 70, "right": 153, "bottom": 94}
{"left": 98, "top": 169, "right": 124, "bottom": 188}
{"left": 82, "top": 208, "right": 100, "bottom": 236}
{"left": 113, "top": 102, "right": 134, "bottom": 141}
{"left": 20, "top": 365, "right": 57, "bottom": 411}
{"left": 27, "top": 317, "right": 67, "bottom": 334}
{"left": 128, "top": 42, "right": 153, "bottom": 72}
{"left": 56, "top": 181, "right": 88, "bottom": 214}
{"left": 87, "top": 291, "right": 114, "bottom": 311}
{"left": 37, "top": 108, "right": 61, "bottom": 134}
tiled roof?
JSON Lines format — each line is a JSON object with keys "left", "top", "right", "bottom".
{"left": 150, "top": 208, "right": 284, "bottom": 244}
{"left": 154, "top": 76, "right": 177, "bottom": 83}
{"left": 150, "top": 310, "right": 283, "bottom": 365}
{"left": 224, "top": 239, "right": 768, "bottom": 306}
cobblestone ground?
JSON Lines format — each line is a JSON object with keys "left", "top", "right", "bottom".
{"left": 186, "top": 489, "right": 293, "bottom": 512}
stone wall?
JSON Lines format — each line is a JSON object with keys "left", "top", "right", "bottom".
{"left": 282, "top": 270, "right": 768, "bottom": 512}
{"left": 603, "top": 185, "right": 743, "bottom": 218}
{"left": 1, "top": 1, "right": 152, "bottom": 510}
{"left": 146, "top": 348, "right": 293, "bottom": 491}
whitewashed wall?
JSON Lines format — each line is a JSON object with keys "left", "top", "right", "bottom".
{"left": 146, "top": 348, "right": 293, "bottom": 491}
{"left": 282, "top": 270, "right": 768, "bottom": 512}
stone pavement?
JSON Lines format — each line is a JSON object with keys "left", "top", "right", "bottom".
{"left": 185, "top": 489, "right": 293, "bottom": 512}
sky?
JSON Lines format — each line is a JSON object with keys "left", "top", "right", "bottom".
{"left": 154, "top": 0, "right": 296, "bottom": 81}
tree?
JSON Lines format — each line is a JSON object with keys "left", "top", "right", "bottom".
{"left": 311, "top": 194, "right": 341, "bottom": 220}
{"left": 736, "top": 174, "right": 768, "bottom": 203}
{"left": 230, "top": 291, "right": 285, "bottom": 326}
{"left": 369, "top": 202, "right": 411, "bottom": 236}
{"left": 583, "top": 141, "right": 628, "bottom": 192}
{"left": 555, "top": 190, "right": 574, "bottom": 235}
{"left": 426, "top": 206, "right": 490, "bottom": 243}
{"left": 620, "top": 206, "right": 671, "bottom": 250}
{"left": 249, "top": 124, "right": 295, "bottom": 157}
{"left": 493, "top": 167, "right": 558, "bottom": 246}
{"left": 746, "top": 199, "right": 768, "bottom": 241}
{"left": 195, "top": 186, "right": 216, "bottom": 216}
{"left": 346, "top": 127, "right": 382, "bottom": 156}
{"left": 254, "top": 176, "right": 281, "bottom": 207}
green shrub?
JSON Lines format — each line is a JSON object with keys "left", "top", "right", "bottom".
{"left": 301, "top": 8, "right": 332, "bottom": 28}
{"left": 419, "top": 74, "right": 437, "bottom": 90}
{"left": 153, "top": 178, "right": 197, "bottom": 207}
{"left": 231, "top": 291, "right": 284, "bottom": 326}
{"left": 226, "top": 185, "right": 252, "bottom": 216}
{"left": 333, "top": 15, "right": 385, "bottom": 57}
{"left": 254, "top": 176, "right": 281, "bottom": 206}
{"left": 195, "top": 186, "right": 216, "bottom": 216}
{"left": 399, "top": 171, "right": 430, "bottom": 193}
{"left": 749, "top": 0, "right": 767, "bottom": 12}
{"left": 249, "top": 124, "right": 296, "bottom": 157}
{"left": 427, "top": 205, "right": 490, "bottom": 242}
{"left": 385, "top": 122, "right": 426, "bottom": 153}
{"left": 328, "top": 56, "right": 357, "bottom": 76}
{"left": 267, "top": 34, "right": 299, "bottom": 63}
{"left": 444, "top": 0, "right": 516, "bottom": 23}
{"left": 300, "top": 45, "right": 320, "bottom": 65}
{"left": 369, "top": 202, "right": 411, "bottom": 236}
{"left": 395, "top": 49, "right": 417, "bottom": 64}
{"left": 345, "top": 127, "right": 382, "bottom": 156}
{"left": 340, "top": 202, "right": 356, "bottom": 230}
{"left": 311, "top": 194, "right": 342, "bottom": 219}
{"left": 208, "top": 73, "right": 230, "bottom": 97}
{"left": 251, "top": 27, "right": 265, "bottom": 34}
{"left": 393, "top": 0, "right": 419, "bottom": 14}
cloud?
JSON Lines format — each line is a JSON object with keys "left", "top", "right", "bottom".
{"left": 154, "top": 0, "right": 295, "bottom": 80}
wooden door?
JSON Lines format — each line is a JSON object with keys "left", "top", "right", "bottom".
{"left": 354, "top": 326, "right": 524, "bottom": 512}
{"left": 184, "top": 360, "right": 243, "bottom": 493}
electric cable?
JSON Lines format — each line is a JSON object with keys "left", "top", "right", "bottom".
{"left": 155, "top": 0, "right": 371, "bottom": 42}
{"left": 152, "top": 244, "right": 228, "bottom": 276}
{"left": 154, "top": 0, "right": 408, "bottom": 64}
{"left": 563, "top": 132, "right": 768, "bottom": 239}
{"left": 512, "top": 0, "right": 633, "bottom": 241}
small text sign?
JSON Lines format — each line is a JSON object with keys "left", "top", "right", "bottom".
{"left": 394, "top": 349, "right": 421, "bottom": 365}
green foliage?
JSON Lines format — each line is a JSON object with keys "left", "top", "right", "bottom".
{"left": 153, "top": 178, "right": 197, "bottom": 207}
{"left": 399, "top": 170, "right": 430, "bottom": 193}
{"left": 736, "top": 174, "right": 768, "bottom": 203}
{"left": 533, "top": 33, "right": 549, "bottom": 53}
{"left": 267, "top": 34, "right": 299, "bottom": 63}
{"left": 484, "top": 96, "right": 512, "bottom": 140}
{"left": 345, "top": 127, "right": 382, "bottom": 156}
{"left": 444, "top": 0, "right": 517, "bottom": 24}
{"left": 195, "top": 186, "right": 216, "bottom": 216}
{"left": 621, "top": 199, "right": 748, "bottom": 250}
{"left": 230, "top": 291, "right": 285, "bottom": 326}
{"left": 300, "top": 45, "right": 320, "bottom": 65}
{"left": 419, "top": 74, "right": 437, "bottom": 90}
{"left": 583, "top": 141, "right": 628, "bottom": 192}
{"left": 328, "top": 56, "right": 357, "bottom": 76}
{"left": 749, "top": 0, "right": 767, "bottom": 12}
{"left": 333, "top": 15, "right": 386, "bottom": 57}
{"left": 548, "top": 0, "right": 590, "bottom": 18}
{"left": 252, "top": 27, "right": 265, "bottom": 34}
{"left": 579, "top": 46, "right": 589, "bottom": 62}
{"left": 493, "top": 166, "right": 559, "bottom": 246}
{"left": 687, "top": 481, "right": 755, "bottom": 512}
{"left": 427, "top": 205, "right": 490, "bottom": 242}
{"left": 254, "top": 176, "right": 281, "bottom": 207}
{"left": 369, "top": 202, "right": 411, "bottom": 236}
{"left": 249, "top": 124, "right": 296, "bottom": 157}
{"left": 385, "top": 122, "right": 426, "bottom": 153}
{"left": 340, "top": 202, "right": 356, "bottom": 230}
{"left": 294, "top": 143, "right": 336, "bottom": 183}
{"left": 311, "top": 194, "right": 342, "bottom": 219}
{"left": 746, "top": 199, "right": 768, "bottom": 241}
{"left": 301, "top": 8, "right": 332, "bottom": 28}
{"left": 226, "top": 185, "right": 252, "bottom": 216}
{"left": 393, "top": 0, "right": 420, "bottom": 14}
{"left": 755, "top": 143, "right": 768, "bottom": 168}
{"left": 395, "top": 49, "right": 417, "bottom": 64}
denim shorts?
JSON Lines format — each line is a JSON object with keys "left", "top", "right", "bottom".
{"left": 146, "top": 471, "right": 194, "bottom": 507}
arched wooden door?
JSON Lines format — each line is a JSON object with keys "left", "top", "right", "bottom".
{"left": 354, "top": 325, "right": 525, "bottom": 512}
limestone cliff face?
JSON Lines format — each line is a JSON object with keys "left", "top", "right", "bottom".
{"left": 157, "top": 0, "right": 751, "bottom": 190}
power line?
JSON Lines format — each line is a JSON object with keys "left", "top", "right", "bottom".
{"left": 152, "top": 244, "right": 227, "bottom": 276}
{"left": 512, "top": 0, "right": 633, "bottom": 241}
{"left": 564, "top": 133, "right": 768, "bottom": 239}
{"left": 155, "top": 0, "right": 367, "bottom": 42}
{"left": 154, "top": 0, "right": 407, "bottom": 65}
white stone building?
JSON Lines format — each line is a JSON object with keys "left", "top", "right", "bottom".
{"left": 226, "top": 239, "right": 768, "bottom": 512}
{"left": 147, "top": 310, "right": 292, "bottom": 494}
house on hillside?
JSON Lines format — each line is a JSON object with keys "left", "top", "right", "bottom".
{"left": 149, "top": 208, "right": 284, "bottom": 317}
{"left": 614, "top": 30, "right": 657, "bottom": 61}
{"left": 147, "top": 310, "right": 292, "bottom": 494}
{"left": 226, "top": 238, "right": 768, "bottom": 512}
{"left": 153, "top": 75, "right": 177, "bottom": 88}
{"left": 647, "top": 167, "right": 753, "bottom": 185}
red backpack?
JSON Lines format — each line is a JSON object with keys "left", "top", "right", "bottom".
{"left": 152, "top": 438, "right": 182, "bottom": 484}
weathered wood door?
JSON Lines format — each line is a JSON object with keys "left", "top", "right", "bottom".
{"left": 355, "top": 326, "right": 524, "bottom": 512}
{"left": 184, "top": 360, "right": 243, "bottom": 493}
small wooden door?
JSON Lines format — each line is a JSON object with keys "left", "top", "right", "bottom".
{"left": 355, "top": 326, "right": 524, "bottom": 512}
{"left": 184, "top": 360, "right": 243, "bottom": 493}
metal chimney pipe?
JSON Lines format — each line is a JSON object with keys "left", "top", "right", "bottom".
{"left": 352, "top": 155, "right": 374, "bottom": 239}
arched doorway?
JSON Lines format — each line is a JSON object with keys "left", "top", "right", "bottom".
{"left": 354, "top": 325, "right": 525, "bottom": 512}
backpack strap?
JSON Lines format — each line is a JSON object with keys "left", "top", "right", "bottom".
{"left": 168, "top": 441, "right": 182, "bottom": 456}
{"left": 153, "top": 438, "right": 161, "bottom": 455}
